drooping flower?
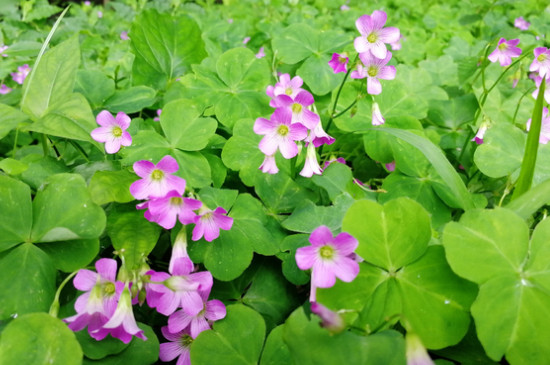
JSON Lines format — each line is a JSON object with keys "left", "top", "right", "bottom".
{"left": 354, "top": 10, "right": 400, "bottom": 59}
{"left": 487, "top": 38, "right": 521, "bottom": 67}
{"left": 310, "top": 302, "right": 345, "bottom": 334}
{"left": 514, "top": 16, "right": 530, "bottom": 31}
{"left": 92, "top": 283, "right": 147, "bottom": 344}
{"left": 530, "top": 47, "right": 550, "bottom": 79}
{"left": 472, "top": 124, "right": 488, "bottom": 145}
{"left": 146, "top": 191, "right": 202, "bottom": 230}
{"left": 64, "top": 258, "right": 124, "bottom": 336}
{"left": 159, "top": 326, "right": 193, "bottom": 365}
{"left": 308, "top": 119, "right": 335, "bottom": 147}
{"left": 328, "top": 53, "right": 349, "bottom": 74}
{"left": 259, "top": 154, "right": 279, "bottom": 174}
{"left": 296, "top": 226, "right": 360, "bottom": 301}
{"left": 91, "top": 110, "right": 132, "bottom": 154}
{"left": 299, "top": 143, "right": 322, "bottom": 178}
{"left": 256, "top": 47, "right": 266, "bottom": 59}
{"left": 120, "top": 31, "right": 129, "bottom": 40}
{"left": 130, "top": 155, "right": 187, "bottom": 200}
{"left": 253, "top": 108, "right": 308, "bottom": 159}
{"left": 271, "top": 90, "right": 320, "bottom": 129}
{"left": 154, "top": 109, "right": 162, "bottom": 122}
{"left": 192, "top": 207, "right": 234, "bottom": 242}
{"left": 0, "top": 84, "right": 12, "bottom": 94}
{"left": 167, "top": 290, "right": 226, "bottom": 338}
{"left": 266, "top": 73, "right": 305, "bottom": 101}
{"left": 169, "top": 228, "right": 193, "bottom": 274}
{"left": 372, "top": 102, "right": 385, "bottom": 125}
{"left": 351, "top": 51, "right": 396, "bottom": 95}
{"left": 406, "top": 332, "right": 435, "bottom": 365}
{"left": 11, "top": 64, "right": 30, "bottom": 85}
{"left": 526, "top": 107, "right": 550, "bottom": 144}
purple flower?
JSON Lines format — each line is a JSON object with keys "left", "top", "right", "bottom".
{"left": 242, "top": 36, "right": 251, "bottom": 45}
{"left": 253, "top": 108, "right": 308, "bottom": 159}
{"left": 169, "top": 228, "right": 193, "bottom": 274}
{"left": 130, "top": 155, "right": 186, "bottom": 200}
{"left": 271, "top": 90, "right": 320, "bottom": 130}
{"left": 351, "top": 51, "right": 396, "bottom": 95}
{"left": 266, "top": 73, "right": 304, "bottom": 101}
{"left": 299, "top": 143, "right": 322, "bottom": 178}
{"left": 92, "top": 283, "right": 147, "bottom": 344}
{"left": 531, "top": 75, "right": 550, "bottom": 104}
{"left": 328, "top": 53, "right": 349, "bottom": 74}
{"left": 0, "top": 84, "right": 12, "bottom": 94}
{"left": 340, "top": 4, "right": 350, "bottom": 11}
{"left": 154, "top": 109, "right": 162, "bottom": 122}
{"left": 64, "top": 259, "right": 124, "bottom": 336}
{"left": 0, "top": 45, "right": 8, "bottom": 57}
{"left": 526, "top": 107, "right": 550, "bottom": 144}
{"left": 514, "top": 17, "right": 530, "bottom": 31}
{"left": 372, "top": 102, "right": 385, "bottom": 125}
{"left": 308, "top": 120, "right": 334, "bottom": 147}
{"left": 84, "top": 1, "right": 91, "bottom": 5}
{"left": 146, "top": 191, "right": 201, "bottom": 229}
{"left": 406, "top": 332, "right": 435, "bottom": 365}
{"left": 354, "top": 10, "right": 400, "bottom": 59}
{"left": 385, "top": 161, "right": 396, "bottom": 172}
{"left": 256, "top": 46, "right": 266, "bottom": 59}
{"left": 530, "top": 47, "right": 550, "bottom": 80}
{"left": 295, "top": 226, "right": 359, "bottom": 302}
{"left": 192, "top": 207, "right": 233, "bottom": 242}
{"left": 310, "top": 302, "right": 345, "bottom": 333}
{"left": 120, "top": 31, "right": 129, "bottom": 40}
{"left": 11, "top": 64, "right": 30, "bottom": 85}
{"left": 159, "top": 326, "right": 193, "bottom": 365}
{"left": 97, "top": 10, "right": 103, "bottom": 18}
{"left": 167, "top": 291, "right": 226, "bottom": 338}
{"left": 259, "top": 154, "right": 279, "bottom": 174}
{"left": 91, "top": 110, "right": 132, "bottom": 154}
{"left": 488, "top": 38, "right": 521, "bottom": 67}
{"left": 323, "top": 157, "right": 346, "bottom": 171}
{"left": 471, "top": 124, "right": 488, "bottom": 145}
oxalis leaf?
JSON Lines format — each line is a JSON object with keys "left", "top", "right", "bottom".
{"left": 371, "top": 127, "right": 475, "bottom": 210}
{"left": 443, "top": 208, "right": 550, "bottom": 363}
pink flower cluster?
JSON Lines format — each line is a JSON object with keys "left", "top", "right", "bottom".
{"left": 254, "top": 73, "right": 334, "bottom": 177}
{"left": 130, "top": 155, "right": 233, "bottom": 241}
{"left": 0, "top": 62, "right": 31, "bottom": 95}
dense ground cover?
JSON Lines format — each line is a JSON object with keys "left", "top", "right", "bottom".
{"left": 1, "top": 0, "right": 550, "bottom": 364}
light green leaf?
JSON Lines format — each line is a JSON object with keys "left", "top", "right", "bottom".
{"left": 75, "top": 330, "right": 128, "bottom": 360}
{"left": 506, "top": 179, "right": 550, "bottom": 220}
{"left": 74, "top": 70, "right": 115, "bottom": 109}
{"left": 260, "top": 325, "right": 291, "bottom": 365}
{"left": 254, "top": 172, "right": 317, "bottom": 214}
{"left": 299, "top": 53, "right": 343, "bottom": 95}
{"left": 89, "top": 170, "right": 136, "bottom": 206}
{"left": 282, "top": 195, "right": 354, "bottom": 233}
{"left": 0, "top": 103, "right": 29, "bottom": 139}
{"left": 0, "top": 175, "right": 32, "bottom": 252}
{"left": 271, "top": 23, "right": 317, "bottom": 64}
{"left": 173, "top": 150, "right": 212, "bottom": 188}
{"left": 38, "top": 239, "right": 99, "bottom": 273}
{"left": 103, "top": 86, "right": 156, "bottom": 114}
{"left": 0, "top": 312, "right": 82, "bottom": 364}
{"left": 311, "top": 163, "right": 353, "bottom": 201}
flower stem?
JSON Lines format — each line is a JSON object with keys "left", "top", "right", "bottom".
{"left": 49, "top": 270, "right": 79, "bottom": 318}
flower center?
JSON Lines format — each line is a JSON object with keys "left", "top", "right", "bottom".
{"left": 498, "top": 43, "right": 508, "bottom": 51}
{"left": 285, "top": 87, "right": 293, "bottom": 95}
{"left": 338, "top": 57, "right": 347, "bottom": 64}
{"left": 180, "top": 334, "right": 193, "bottom": 347}
{"left": 319, "top": 245, "right": 335, "bottom": 259}
{"left": 170, "top": 197, "right": 183, "bottom": 206}
{"left": 277, "top": 124, "right": 289, "bottom": 136}
{"left": 367, "top": 66, "right": 378, "bottom": 77}
{"left": 538, "top": 54, "right": 547, "bottom": 62}
{"left": 151, "top": 169, "right": 164, "bottom": 181}
{"left": 112, "top": 126, "right": 123, "bottom": 137}
{"left": 367, "top": 32, "right": 377, "bottom": 43}
{"left": 103, "top": 282, "right": 116, "bottom": 295}
{"left": 291, "top": 103, "right": 302, "bottom": 113}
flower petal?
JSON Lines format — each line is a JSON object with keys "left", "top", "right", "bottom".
{"left": 157, "top": 155, "right": 179, "bottom": 173}
{"left": 333, "top": 256, "right": 360, "bottom": 282}
{"left": 309, "top": 226, "right": 334, "bottom": 246}
{"left": 295, "top": 245, "right": 318, "bottom": 270}
{"left": 95, "top": 258, "right": 118, "bottom": 281}
{"left": 371, "top": 10, "right": 387, "bottom": 30}
{"left": 133, "top": 160, "right": 155, "bottom": 178}
{"left": 96, "top": 110, "right": 115, "bottom": 127}
{"left": 355, "top": 14, "right": 373, "bottom": 35}
{"left": 378, "top": 27, "right": 400, "bottom": 44}
{"left": 367, "top": 77, "right": 382, "bottom": 95}
{"left": 378, "top": 65, "right": 396, "bottom": 80}
{"left": 254, "top": 117, "right": 274, "bottom": 135}
{"left": 115, "top": 112, "right": 131, "bottom": 129}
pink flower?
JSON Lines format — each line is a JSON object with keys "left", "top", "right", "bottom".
{"left": 0, "top": 84, "right": 12, "bottom": 94}
{"left": 530, "top": 47, "right": 550, "bottom": 79}
{"left": 385, "top": 161, "right": 396, "bottom": 172}
{"left": 323, "top": 157, "right": 346, "bottom": 170}
{"left": 256, "top": 46, "right": 266, "bottom": 59}
{"left": 0, "top": 45, "right": 8, "bottom": 57}
{"left": 295, "top": 226, "right": 359, "bottom": 301}
{"left": 167, "top": 291, "right": 226, "bottom": 338}
{"left": 488, "top": 38, "right": 521, "bottom": 67}
{"left": 242, "top": 36, "right": 251, "bottom": 45}
{"left": 192, "top": 207, "right": 233, "bottom": 242}
{"left": 130, "top": 155, "right": 186, "bottom": 200}
{"left": 340, "top": 4, "right": 350, "bottom": 11}
{"left": 299, "top": 143, "right": 322, "bottom": 178}
{"left": 390, "top": 35, "right": 403, "bottom": 51}
{"left": 120, "top": 31, "right": 129, "bottom": 40}
{"left": 271, "top": 90, "right": 320, "bottom": 129}
{"left": 154, "top": 109, "right": 162, "bottom": 122}
{"left": 372, "top": 102, "right": 385, "bottom": 125}
{"left": 84, "top": 1, "right": 91, "bottom": 5}
{"left": 146, "top": 191, "right": 202, "bottom": 229}
{"left": 266, "top": 73, "right": 304, "bottom": 101}
{"left": 351, "top": 51, "right": 396, "bottom": 95}
{"left": 526, "top": 107, "right": 550, "bottom": 144}
{"left": 308, "top": 120, "right": 334, "bottom": 147}
{"left": 354, "top": 10, "right": 400, "bottom": 59}
{"left": 159, "top": 326, "right": 193, "bottom": 365}
{"left": 11, "top": 64, "right": 30, "bottom": 85}
{"left": 328, "top": 53, "right": 349, "bottom": 74}
{"left": 472, "top": 124, "right": 488, "bottom": 145}
{"left": 259, "top": 154, "right": 279, "bottom": 174}
{"left": 406, "top": 332, "right": 435, "bottom": 365}
{"left": 253, "top": 108, "right": 308, "bottom": 159}
{"left": 310, "top": 302, "right": 345, "bottom": 333}
{"left": 64, "top": 259, "right": 124, "bottom": 336}
{"left": 91, "top": 110, "right": 132, "bottom": 154}
{"left": 92, "top": 283, "right": 147, "bottom": 344}
{"left": 514, "top": 17, "right": 530, "bottom": 31}
{"left": 97, "top": 10, "right": 103, "bottom": 18}
{"left": 531, "top": 75, "right": 550, "bottom": 104}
